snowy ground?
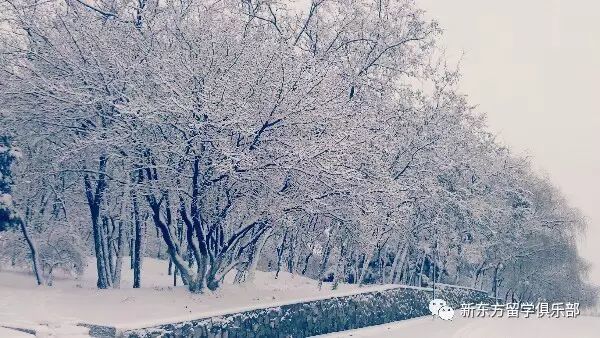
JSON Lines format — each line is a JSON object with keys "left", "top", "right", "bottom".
{"left": 0, "top": 327, "right": 34, "bottom": 337}
{"left": 3, "top": 258, "right": 598, "bottom": 337}
{"left": 0, "top": 257, "right": 398, "bottom": 336}
{"left": 316, "top": 315, "right": 600, "bottom": 338}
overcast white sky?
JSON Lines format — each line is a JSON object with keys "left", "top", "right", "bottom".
{"left": 417, "top": 0, "right": 600, "bottom": 285}
{"left": 291, "top": 0, "right": 600, "bottom": 286}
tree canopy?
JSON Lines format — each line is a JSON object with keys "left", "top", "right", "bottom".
{"left": 0, "top": 0, "right": 596, "bottom": 305}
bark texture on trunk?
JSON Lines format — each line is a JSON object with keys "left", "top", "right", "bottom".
{"left": 112, "top": 220, "right": 124, "bottom": 288}
{"left": 19, "top": 219, "right": 43, "bottom": 285}
{"left": 132, "top": 190, "right": 144, "bottom": 288}
{"left": 84, "top": 156, "right": 110, "bottom": 289}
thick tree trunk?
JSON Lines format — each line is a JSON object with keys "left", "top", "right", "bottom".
{"left": 112, "top": 220, "right": 124, "bottom": 288}
{"left": 380, "top": 255, "right": 387, "bottom": 285}
{"left": 317, "top": 227, "right": 335, "bottom": 290}
{"left": 275, "top": 230, "right": 288, "bottom": 279}
{"left": 286, "top": 233, "right": 295, "bottom": 274}
{"left": 91, "top": 215, "right": 109, "bottom": 288}
{"left": 101, "top": 217, "right": 113, "bottom": 286}
{"left": 129, "top": 238, "right": 134, "bottom": 269}
{"left": 473, "top": 260, "right": 486, "bottom": 289}
{"left": 418, "top": 255, "right": 426, "bottom": 286}
{"left": 19, "top": 219, "right": 43, "bottom": 285}
{"left": 132, "top": 190, "right": 144, "bottom": 288}
{"left": 332, "top": 240, "right": 346, "bottom": 290}
{"left": 84, "top": 156, "right": 110, "bottom": 289}
{"left": 391, "top": 243, "right": 408, "bottom": 284}
{"left": 357, "top": 251, "right": 373, "bottom": 286}
{"left": 401, "top": 259, "right": 410, "bottom": 284}
{"left": 244, "top": 228, "right": 272, "bottom": 284}
{"left": 301, "top": 250, "right": 313, "bottom": 275}
{"left": 148, "top": 195, "right": 198, "bottom": 291}
{"left": 492, "top": 262, "right": 502, "bottom": 298}
{"left": 146, "top": 157, "right": 269, "bottom": 293}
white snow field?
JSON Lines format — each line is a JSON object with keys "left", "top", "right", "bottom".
{"left": 317, "top": 314, "right": 600, "bottom": 338}
{"left": 0, "top": 327, "right": 34, "bottom": 337}
{"left": 0, "top": 257, "right": 399, "bottom": 336}
{"left": 3, "top": 258, "right": 598, "bottom": 337}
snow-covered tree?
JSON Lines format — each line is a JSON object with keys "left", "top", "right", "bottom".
{"left": 0, "top": 0, "right": 594, "bottom": 306}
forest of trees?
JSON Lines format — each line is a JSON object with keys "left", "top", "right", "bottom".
{"left": 0, "top": 0, "right": 596, "bottom": 306}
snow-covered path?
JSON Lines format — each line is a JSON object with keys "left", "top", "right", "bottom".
{"left": 316, "top": 315, "right": 600, "bottom": 338}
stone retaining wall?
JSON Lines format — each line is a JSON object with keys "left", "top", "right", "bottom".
{"left": 87, "top": 285, "right": 493, "bottom": 338}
